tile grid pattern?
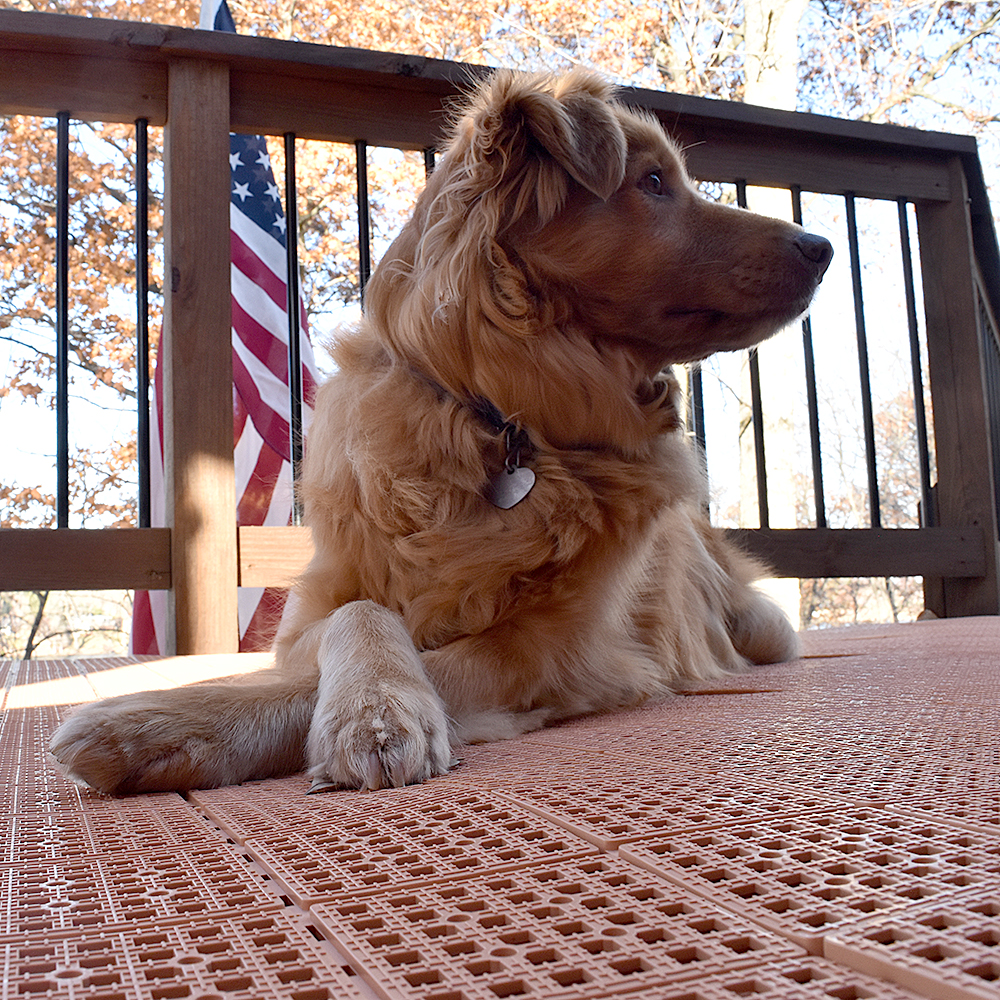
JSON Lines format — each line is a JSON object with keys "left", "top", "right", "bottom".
{"left": 2, "top": 616, "right": 999, "bottom": 999}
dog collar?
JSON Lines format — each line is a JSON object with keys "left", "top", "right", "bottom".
{"left": 411, "top": 368, "right": 536, "bottom": 509}
{"left": 469, "top": 396, "right": 536, "bottom": 509}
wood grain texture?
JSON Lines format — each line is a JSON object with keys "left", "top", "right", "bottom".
{"left": 0, "top": 9, "right": 966, "bottom": 200}
{"left": 727, "top": 527, "right": 986, "bottom": 580}
{"left": 0, "top": 528, "right": 171, "bottom": 590}
{"left": 916, "top": 158, "right": 1000, "bottom": 615}
{"left": 237, "top": 526, "right": 313, "bottom": 588}
{"left": 162, "top": 59, "right": 238, "bottom": 654}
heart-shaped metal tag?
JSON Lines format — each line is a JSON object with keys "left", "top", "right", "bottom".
{"left": 484, "top": 466, "right": 535, "bottom": 509}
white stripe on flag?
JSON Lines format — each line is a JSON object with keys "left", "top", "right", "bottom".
{"left": 239, "top": 587, "right": 265, "bottom": 639}
{"left": 231, "top": 202, "right": 288, "bottom": 283}
{"left": 263, "top": 461, "right": 296, "bottom": 526}
{"left": 233, "top": 411, "right": 264, "bottom": 503}
{"left": 233, "top": 329, "right": 300, "bottom": 424}
{"left": 230, "top": 202, "right": 320, "bottom": 383}
{"left": 232, "top": 266, "right": 289, "bottom": 342}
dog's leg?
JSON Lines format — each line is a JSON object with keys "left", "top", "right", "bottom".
{"left": 49, "top": 673, "right": 316, "bottom": 796}
{"left": 306, "top": 600, "right": 454, "bottom": 792}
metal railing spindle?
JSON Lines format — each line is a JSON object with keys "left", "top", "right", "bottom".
{"left": 791, "top": 185, "right": 826, "bottom": 528}
{"left": 897, "top": 198, "right": 934, "bottom": 527}
{"left": 845, "top": 192, "right": 881, "bottom": 527}
{"left": 284, "top": 132, "right": 304, "bottom": 522}
{"left": 356, "top": 139, "right": 372, "bottom": 302}
{"left": 55, "top": 111, "right": 70, "bottom": 529}
{"left": 737, "top": 179, "right": 769, "bottom": 528}
{"left": 135, "top": 117, "right": 151, "bottom": 529}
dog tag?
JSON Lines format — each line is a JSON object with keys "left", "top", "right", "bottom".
{"left": 484, "top": 466, "right": 535, "bottom": 508}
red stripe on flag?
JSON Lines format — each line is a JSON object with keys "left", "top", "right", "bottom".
{"left": 237, "top": 435, "right": 287, "bottom": 527}
{"left": 241, "top": 587, "right": 288, "bottom": 652}
{"left": 232, "top": 295, "right": 291, "bottom": 382}
{"left": 232, "top": 229, "right": 287, "bottom": 309}
{"left": 232, "top": 347, "right": 292, "bottom": 460}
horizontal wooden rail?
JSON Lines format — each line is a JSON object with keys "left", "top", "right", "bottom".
{"left": 0, "top": 525, "right": 987, "bottom": 593}
{"left": 237, "top": 526, "right": 313, "bottom": 588}
{"left": 0, "top": 528, "right": 171, "bottom": 590}
{"left": 0, "top": 9, "right": 973, "bottom": 201}
{"left": 241, "top": 526, "right": 988, "bottom": 588}
{"left": 727, "top": 527, "right": 987, "bottom": 580}
{"left": 2, "top": 10, "right": 999, "bottom": 632}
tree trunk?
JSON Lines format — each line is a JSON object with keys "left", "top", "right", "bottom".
{"left": 24, "top": 590, "right": 49, "bottom": 659}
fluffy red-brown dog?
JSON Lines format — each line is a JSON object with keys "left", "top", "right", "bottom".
{"left": 52, "top": 70, "right": 831, "bottom": 795}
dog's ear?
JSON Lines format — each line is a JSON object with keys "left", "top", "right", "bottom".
{"left": 467, "top": 70, "right": 628, "bottom": 209}
{"left": 512, "top": 72, "right": 627, "bottom": 201}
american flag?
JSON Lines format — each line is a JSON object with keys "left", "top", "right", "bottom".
{"left": 131, "top": 0, "right": 317, "bottom": 654}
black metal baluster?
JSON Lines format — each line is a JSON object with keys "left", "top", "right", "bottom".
{"left": 791, "top": 185, "right": 826, "bottom": 528}
{"left": 845, "top": 193, "right": 880, "bottom": 527}
{"left": 687, "top": 364, "right": 706, "bottom": 456}
{"left": 356, "top": 139, "right": 371, "bottom": 303}
{"left": 55, "top": 111, "right": 70, "bottom": 529}
{"left": 737, "top": 179, "right": 769, "bottom": 528}
{"left": 897, "top": 197, "right": 934, "bottom": 527}
{"left": 284, "top": 132, "right": 304, "bottom": 523}
{"left": 135, "top": 118, "right": 151, "bottom": 529}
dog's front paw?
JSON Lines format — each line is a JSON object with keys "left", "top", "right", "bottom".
{"left": 306, "top": 692, "right": 454, "bottom": 793}
{"left": 306, "top": 600, "right": 456, "bottom": 792}
{"left": 50, "top": 694, "right": 218, "bottom": 796}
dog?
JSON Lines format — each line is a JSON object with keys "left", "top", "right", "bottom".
{"left": 51, "top": 70, "right": 832, "bottom": 795}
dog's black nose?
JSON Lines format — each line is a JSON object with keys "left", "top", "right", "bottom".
{"left": 795, "top": 232, "right": 834, "bottom": 274}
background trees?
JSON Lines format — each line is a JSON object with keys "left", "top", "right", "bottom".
{"left": 2, "top": 0, "right": 998, "bottom": 653}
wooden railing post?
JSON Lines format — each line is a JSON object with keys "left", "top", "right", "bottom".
{"left": 162, "top": 59, "right": 238, "bottom": 653}
{"left": 917, "top": 156, "right": 1000, "bottom": 616}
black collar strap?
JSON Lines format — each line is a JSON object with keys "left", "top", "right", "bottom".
{"left": 410, "top": 367, "right": 537, "bottom": 507}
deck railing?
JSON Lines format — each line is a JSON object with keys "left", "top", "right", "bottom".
{"left": 2, "top": 10, "right": 1000, "bottom": 652}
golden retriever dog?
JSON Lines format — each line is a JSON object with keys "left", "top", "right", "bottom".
{"left": 51, "top": 70, "right": 832, "bottom": 795}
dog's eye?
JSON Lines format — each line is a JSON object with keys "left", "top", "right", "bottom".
{"left": 639, "top": 170, "right": 669, "bottom": 197}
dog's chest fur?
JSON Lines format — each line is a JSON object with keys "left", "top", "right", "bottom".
{"left": 303, "top": 341, "right": 697, "bottom": 652}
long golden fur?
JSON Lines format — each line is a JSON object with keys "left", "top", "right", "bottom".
{"left": 52, "top": 70, "right": 831, "bottom": 795}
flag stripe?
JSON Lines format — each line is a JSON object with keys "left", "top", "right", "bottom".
{"left": 232, "top": 344, "right": 293, "bottom": 462}
{"left": 232, "top": 228, "right": 287, "bottom": 311}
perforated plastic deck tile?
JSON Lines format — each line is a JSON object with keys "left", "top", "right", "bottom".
{"left": 2, "top": 706, "right": 229, "bottom": 868}
{"left": 0, "top": 705, "right": 79, "bottom": 817}
{"left": 3, "top": 793, "right": 229, "bottom": 870}
{"left": 492, "top": 767, "right": 836, "bottom": 849}
{"left": 623, "top": 956, "right": 930, "bottom": 998}
{"left": 893, "top": 796, "right": 1000, "bottom": 836}
{"left": 0, "top": 841, "right": 284, "bottom": 937}
{"left": 620, "top": 807, "right": 1000, "bottom": 954}
{"left": 6, "top": 617, "right": 1000, "bottom": 1000}
{"left": 192, "top": 780, "right": 597, "bottom": 905}
{"left": 307, "top": 854, "right": 804, "bottom": 1000}
{"left": 825, "top": 885, "right": 1000, "bottom": 1000}
{"left": 0, "top": 906, "right": 368, "bottom": 1000}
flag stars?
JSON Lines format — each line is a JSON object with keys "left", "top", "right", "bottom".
{"left": 230, "top": 133, "right": 289, "bottom": 247}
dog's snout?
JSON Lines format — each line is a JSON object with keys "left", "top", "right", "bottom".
{"left": 794, "top": 232, "right": 834, "bottom": 274}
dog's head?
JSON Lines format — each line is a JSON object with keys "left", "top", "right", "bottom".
{"left": 364, "top": 70, "right": 831, "bottom": 446}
